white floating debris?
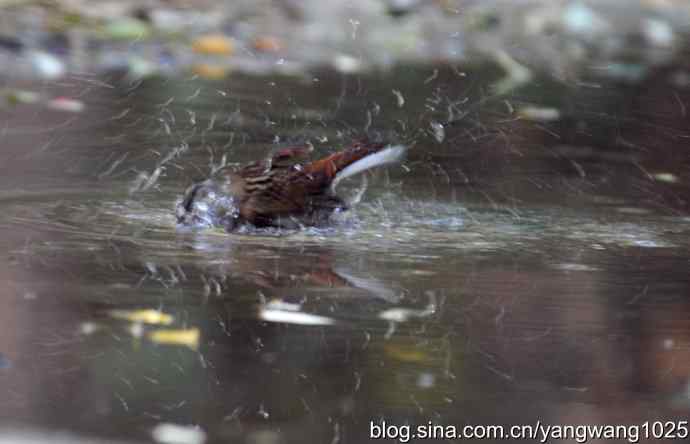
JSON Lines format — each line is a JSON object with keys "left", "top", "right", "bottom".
{"left": 552, "top": 263, "right": 599, "bottom": 272}
{"left": 379, "top": 304, "right": 436, "bottom": 323}
{"left": 152, "top": 423, "right": 207, "bottom": 444}
{"left": 259, "top": 308, "right": 335, "bottom": 326}
{"left": 417, "top": 372, "right": 435, "bottom": 389}
{"left": 653, "top": 172, "right": 678, "bottom": 183}
{"left": 518, "top": 106, "right": 561, "bottom": 121}
{"left": 380, "top": 291, "right": 436, "bottom": 324}
{"left": 129, "top": 322, "right": 145, "bottom": 339}
{"left": 47, "top": 97, "right": 85, "bottom": 113}
{"left": 334, "top": 268, "right": 401, "bottom": 303}
{"left": 142, "top": 166, "right": 164, "bottom": 191}
{"left": 257, "top": 403, "right": 270, "bottom": 419}
{"left": 80, "top": 322, "right": 101, "bottom": 335}
{"left": 392, "top": 89, "right": 405, "bottom": 108}
{"left": 264, "top": 299, "right": 301, "bottom": 311}
{"left": 429, "top": 121, "right": 445, "bottom": 142}
{"left": 489, "top": 49, "right": 533, "bottom": 94}
{"left": 128, "top": 56, "right": 158, "bottom": 79}
{"left": 333, "top": 54, "right": 363, "bottom": 74}
{"left": 630, "top": 240, "right": 663, "bottom": 248}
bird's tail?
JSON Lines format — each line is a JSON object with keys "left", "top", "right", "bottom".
{"left": 304, "top": 141, "right": 407, "bottom": 191}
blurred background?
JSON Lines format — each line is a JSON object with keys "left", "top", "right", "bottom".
{"left": 1, "top": 0, "right": 689, "bottom": 80}
{"left": 1, "top": 1, "right": 690, "bottom": 443}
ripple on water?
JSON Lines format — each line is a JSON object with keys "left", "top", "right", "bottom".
{"left": 4, "top": 191, "right": 685, "bottom": 261}
{"left": 560, "top": 221, "right": 678, "bottom": 248}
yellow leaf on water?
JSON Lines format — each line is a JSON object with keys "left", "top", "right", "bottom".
{"left": 109, "top": 309, "right": 174, "bottom": 326}
{"left": 148, "top": 328, "right": 200, "bottom": 350}
{"left": 517, "top": 106, "right": 561, "bottom": 122}
{"left": 383, "top": 343, "right": 429, "bottom": 363}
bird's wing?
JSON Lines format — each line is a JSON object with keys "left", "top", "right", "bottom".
{"left": 238, "top": 141, "right": 403, "bottom": 226}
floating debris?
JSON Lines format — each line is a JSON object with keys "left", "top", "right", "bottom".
{"left": 148, "top": 328, "right": 200, "bottom": 350}
{"left": 392, "top": 89, "right": 405, "bottom": 107}
{"left": 333, "top": 268, "right": 401, "bottom": 303}
{"left": 259, "top": 306, "right": 335, "bottom": 326}
{"left": 551, "top": 263, "right": 599, "bottom": 272}
{"left": 517, "top": 106, "right": 561, "bottom": 121}
{"left": 80, "top": 321, "right": 101, "bottom": 335}
{"left": 417, "top": 372, "right": 435, "bottom": 388}
{"left": 383, "top": 343, "right": 428, "bottom": 362}
{"left": 264, "top": 299, "right": 301, "bottom": 311}
{"left": 192, "top": 35, "right": 234, "bottom": 55}
{"left": 653, "top": 172, "right": 678, "bottom": 183}
{"left": 379, "top": 305, "right": 435, "bottom": 323}
{"left": 129, "top": 322, "right": 145, "bottom": 339}
{"left": 127, "top": 56, "right": 158, "bottom": 79}
{"left": 491, "top": 49, "right": 532, "bottom": 94}
{"left": 333, "top": 54, "right": 363, "bottom": 74}
{"left": 424, "top": 69, "right": 439, "bottom": 84}
{"left": 5, "top": 89, "right": 40, "bottom": 105}
{"left": 108, "top": 309, "right": 174, "bottom": 326}
{"left": 429, "top": 121, "right": 445, "bottom": 142}
{"left": 257, "top": 403, "right": 270, "bottom": 419}
{"left": 46, "top": 97, "right": 85, "bottom": 113}
{"left": 152, "top": 423, "right": 207, "bottom": 444}
{"left": 379, "top": 292, "right": 436, "bottom": 323}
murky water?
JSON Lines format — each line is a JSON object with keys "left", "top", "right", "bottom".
{"left": 1, "top": 65, "right": 689, "bottom": 443}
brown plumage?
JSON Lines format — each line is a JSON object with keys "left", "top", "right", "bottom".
{"left": 176, "top": 140, "right": 406, "bottom": 231}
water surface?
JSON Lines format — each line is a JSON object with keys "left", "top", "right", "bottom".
{"left": 1, "top": 65, "right": 689, "bottom": 443}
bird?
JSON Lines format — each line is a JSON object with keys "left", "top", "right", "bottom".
{"left": 176, "top": 140, "right": 406, "bottom": 231}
